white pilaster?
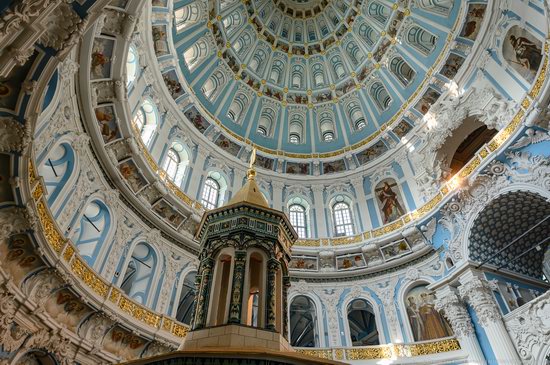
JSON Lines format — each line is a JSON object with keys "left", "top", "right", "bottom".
{"left": 435, "top": 286, "right": 486, "bottom": 365}
{"left": 458, "top": 271, "right": 522, "bottom": 365}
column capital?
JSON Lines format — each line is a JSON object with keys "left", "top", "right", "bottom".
{"left": 434, "top": 287, "right": 475, "bottom": 338}
{"left": 458, "top": 275, "right": 501, "bottom": 328}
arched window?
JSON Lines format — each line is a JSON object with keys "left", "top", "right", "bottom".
{"left": 201, "top": 177, "right": 220, "bottom": 209}
{"left": 227, "top": 92, "right": 250, "bottom": 123}
{"left": 358, "top": 23, "right": 376, "bottom": 47}
{"left": 133, "top": 100, "right": 158, "bottom": 147}
{"left": 175, "top": 3, "right": 201, "bottom": 31}
{"left": 258, "top": 107, "right": 276, "bottom": 137}
{"left": 347, "top": 299, "right": 380, "bottom": 346}
{"left": 369, "top": 82, "right": 392, "bottom": 111}
{"left": 39, "top": 143, "right": 75, "bottom": 208}
{"left": 312, "top": 63, "right": 325, "bottom": 87}
{"left": 331, "top": 55, "right": 346, "bottom": 79}
{"left": 249, "top": 49, "right": 267, "bottom": 73}
{"left": 333, "top": 201, "right": 354, "bottom": 236}
{"left": 234, "top": 31, "right": 253, "bottom": 56}
{"left": 162, "top": 143, "right": 189, "bottom": 185}
{"left": 346, "top": 101, "right": 366, "bottom": 130}
{"left": 176, "top": 271, "right": 196, "bottom": 324}
{"left": 289, "top": 204, "right": 307, "bottom": 238}
{"left": 367, "top": 1, "right": 390, "bottom": 25}
{"left": 406, "top": 25, "right": 437, "bottom": 56}
{"left": 126, "top": 45, "right": 138, "bottom": 87}
{"left": 415, "top": 0, "right": 453, "bottom": 15}
{"left": 71, "top": 200, "right": 111, "bottom": 268}
{"left": 319, "top": 111, "right": 336, "bottom": 141}
{"left": 202, "top": 70, "right": 227, "bottom": 101}
{"left": 120, "top": 242, "right": 157, "bottom": 304}
{"left": 223, "top": 10, "right": 244, "bottom": 34}
{"left": 290, "top": 296, "right": 319, "bottom": 347}
{"left": 345, "top": 41, "right": 364, "bottom": 66}
{"left": 183, "top": 37, "right": 209, "bottom": 71}
{"left": 389, "top": 56, "right": 416, "bottom": 86}
{"left": 291, "top": 65, "right": 304, "bottom": 88}
{"left": 289, "top": 113, "right": 304, "bottom": 144}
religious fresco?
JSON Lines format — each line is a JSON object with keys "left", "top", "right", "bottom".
{"left": 162, "top": 70, "right": 185, "bottom": 99}
{"left": 152, "top": 25, "right": 169, "bottom": 57}
{"left": 459, "top": 4, "right": 486, "bottom": 40}
{"left": 255, "top": 154, "right": 274, "bottom": 170}
{"left": 95, "top": 105, "right": 121, "bottom": 144}
{"left": 405, "top": 285, "right": 453, "bottom": 341}
{"left": 0, "top": 51, "right": 38, "bottom": 111}
{"left": 392, "top": 120, "right": 413, "bottom": 139}
{"left": 380, "top": 239, "right": 411, "bottom": 261}
{"left": 440, "top": 53, "right": 465, "bottom": 80}
{"left": 289, "top": 256, "right": 318, "bottom": 271}
{"left": 375, "top": 179, "right": 406, "bottom": 224}
{"left": 184, "top": 106, "right": 210, "bottom": 133}
{"left": 503, "top": 26, "right": 543, "bottom": 83}
{"left": 91, "top": 37, "right": 115, "bottom": 80}
{"left": 118, "top": 158, "right": 148, "bottom": 193}
{"left": 285, "top": 162, "right": 310, "bottom": 175}
{"left": 44, "top": 289, "right": 92, "bottom": 331}
{"left": 102, "top": 326, "right": 147, "bottom": 360}
{"left": 215, "top": 134, "right": 241, "bottom": 156}
{"left": 414, "top": 87, "right": 441, "bottom": 115}
{"left": 152, "top": 198, "right": 185, "bottom": 228}
{"left": 336, "top": 253, "right": 366, "bottom": 270}
{"left": 355, "top": 140, "right": 388, "bottom": 165}
{"left": 0, "top": 235, "right": 45, "bottom": 285}
{"left": 322, "top": 159, "right": 346, "bottom": 174}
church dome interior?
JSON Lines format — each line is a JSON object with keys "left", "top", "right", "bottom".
{"left": 0, "top": 0, "right": 550, "bottom": 363}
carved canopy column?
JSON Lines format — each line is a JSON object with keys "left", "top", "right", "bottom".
{"left": 265, "top": 258, "right": 280, "bottom": 331}
{"left": 434, "top": 286, "right": 486, "bottom": 365}
{"left": 192, "top": 257, "right": 214, "bottom": 330}
{"left": 228, "top": 250, "right": 247, "bottom": 324}
{"left": 458, "top": 271, "right": 522, "bottom": 365}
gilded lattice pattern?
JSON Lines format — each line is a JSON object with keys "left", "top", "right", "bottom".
{"left": 301, "top": 339, "right": 461, "bottom": 361}
{"left": 37, "top": 200, "right": 65, "bottom": 253}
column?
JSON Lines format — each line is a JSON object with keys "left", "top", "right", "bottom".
{"left": 434, "top": 286, "right": 486, "bottom": 365}
{"left": 350, "top": 176, "right": 371, "bottom": 231}
{"left": 265, "top": 258, "right": 279, "bottom": 331}
{"left": 192, "top": 257, "right": 214, "bottom": 330}
{"left": 282, "top": 276, "right": 291, "bottom": 340}
{"left": 311, "top": 185, "right": 327, "bottom": 237}
{"left": 272, "top": 181, "right": 285, "bottom": 211}
{"left": 458, "top": 271, "right": 522, "bottom": 365}
{"left": 228, "top": 251, "right": 246, "bottom": 324}
{"left": 188, "top": 147, "right": 208, "bottom": 200}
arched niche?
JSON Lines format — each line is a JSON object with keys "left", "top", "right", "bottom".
{"left": 175, "top": 270, "right": 197, "bottom": 324}
{"left": 346, "top": 298, "right": 380, "bottom": 346}
{"left": 435, "top": 116, "right": 496, "bottom": 179}
{"left": 404, "top": 283, "right": 453, "bottom": 342}
{"left": 118, "top": 241, "right": 159, "bottom": 305}
{"left": 242, "top": 249, "right": 268, "bottom": 327}
{"left": 289, "top": 295, "right": 320, "bottom": 347}
{"left": 69, "top": 199, "right": 114, "bottom": 269}
{"left": 38, "top": 141, "right": 77, "bottom": 213}
{"left": 207, "top": 247, "right": 235, "bottom": 326}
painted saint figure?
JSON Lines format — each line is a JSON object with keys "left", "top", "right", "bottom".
{"left": 405, "top": 286, "right": 453, "bottom": 341}
{"left": 376, "top": 181, "right": 405, "bottom": 224}
{"left": 509, "top": 35, "right": 542, "bottom": 73}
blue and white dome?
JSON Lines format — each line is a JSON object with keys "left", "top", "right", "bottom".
{"left": 167, "top": 0, "right": 460, "bottom": 162}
